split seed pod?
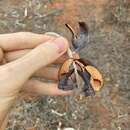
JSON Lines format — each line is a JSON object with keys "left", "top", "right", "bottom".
{"left": 58, "top": 22, "right": 103, "bottom": 97}
{"left": 58, "top": 58, "right": 103, "bottom": 96}
{"left": 76, "top": 59, "right": 103, "bottom": 92}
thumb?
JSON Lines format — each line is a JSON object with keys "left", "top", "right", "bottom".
{"left": 2, "top": 36, "right": 68, "bottom": 90}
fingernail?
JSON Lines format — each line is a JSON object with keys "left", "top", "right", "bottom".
{"left": 45, "top": 32, "right": 60, "bottom": 37}
{"left": 54, "top": 37, "right": 68, "bottom": 53}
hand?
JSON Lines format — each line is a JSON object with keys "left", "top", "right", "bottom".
{"left": 0, "top": 32, "right": 72, "bottom": 127}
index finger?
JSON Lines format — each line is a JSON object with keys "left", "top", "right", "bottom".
{"left": 0, "top": 32, "right": 54, "bottom": 51}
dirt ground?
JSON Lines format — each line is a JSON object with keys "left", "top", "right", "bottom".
{"left": 0, "top": 0, "right": 130, "bottom": 130}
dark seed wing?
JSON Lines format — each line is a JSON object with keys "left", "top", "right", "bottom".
{"left": 72, "top": 22, "right": 89, "bottom": 52}
{"left": 76, "top": 58, "right": 95, "bottom": 67}
{"left": 78, "top": 69, "right": 95, "bottom": 96}
{"left": 58, "top": 69, "right": 77, "bottom": 91}
{"left": 79, "top": 22, "right": 89, "bottom": 34}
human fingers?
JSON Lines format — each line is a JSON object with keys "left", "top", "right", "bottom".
{"left": 0, "top": 115, "right": 8, "bottom": 130}
{"left": 5, "top": 49, "right": 31, "bottom": 61}
{"left": 34, "top": 66, "right": 59, "bottom": 81}
{"left": 1, "top": 37, "right": 68, "bottom": 96}
{"left": 23, "top": 79, "right": 73, "bottom": 96}
{"left": 0, "top": 32, "right": 54, "bottom": 51}
{"left": 5, "top": 49, "right": 68, "bottom": 64}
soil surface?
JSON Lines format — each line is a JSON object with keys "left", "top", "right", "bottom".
{"left": 0, "top": 0, "right": 130, "bottom": 130}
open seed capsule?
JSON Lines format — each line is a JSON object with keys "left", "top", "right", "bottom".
{"left": 76, "top": 58, "right": 103, "bottom": 92}
{"left": 58, "top": 58, "right": 103, "bottom": 96}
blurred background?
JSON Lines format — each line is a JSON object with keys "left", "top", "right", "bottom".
{"left": 0, "top": 0, "right": 129, "bottom": 130}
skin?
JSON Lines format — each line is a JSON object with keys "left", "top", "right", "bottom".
{"left": 0, "top": 32, "right": 73, "bottom": 129}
